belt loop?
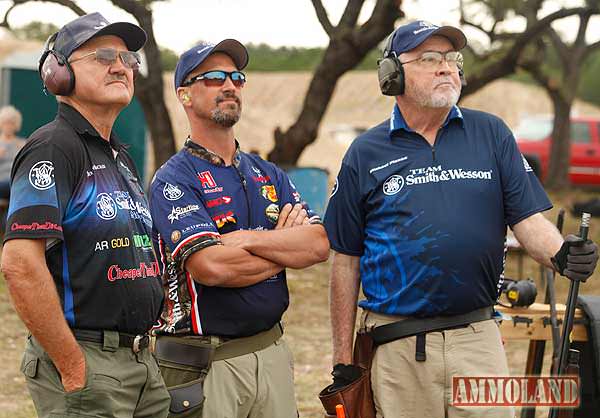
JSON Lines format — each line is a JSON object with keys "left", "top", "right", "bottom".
{"left": 103, "top": 330, "right": 119, "bottom": 352}
{"left": 415, "top": 333, "right": 426, "bottom": 362}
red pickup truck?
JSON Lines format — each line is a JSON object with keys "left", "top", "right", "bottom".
{"left": 514, "top": 116, "right": 600, "bottom": 185}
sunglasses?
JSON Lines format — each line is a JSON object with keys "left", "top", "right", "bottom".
{"left": 69, "top": 48, "right": 141, "bottom": 70}
{"left": 181, "top": 70, "right": 246, "bottom": 88}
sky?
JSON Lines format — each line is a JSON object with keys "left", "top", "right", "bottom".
{"left": 0, "top": 0, "right": 598, "bottom": 53}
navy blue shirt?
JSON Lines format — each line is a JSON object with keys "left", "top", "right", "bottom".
{"left": 4, "top": 103, "right": 163, "bottom": 335}
{"left": 324, "top": 105, "right": 551, "bottom": 317}
{"left": 150, "top": 139, "right": 320, "bottom": 338}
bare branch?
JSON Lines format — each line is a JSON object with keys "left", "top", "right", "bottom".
{"left": 0, "top": 3, "right": 18, "bottom": 29}
{"left": 339, "top": 0, "right": 365, "bottom": 28}
{"left": 311, "top": 0, "right": 334, "bottom": 37}
{"left": 519, "top": 59, "right": 566, "bottom": 104}
{"left": 575, "top": 11, "right": 592, "bottom": 46}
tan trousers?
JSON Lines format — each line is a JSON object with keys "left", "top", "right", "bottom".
{"left": 362, "top": 310, "right": 515, "bottom": 418}
{"left": 201, "top": 337, "right": 298, "bottom": 418}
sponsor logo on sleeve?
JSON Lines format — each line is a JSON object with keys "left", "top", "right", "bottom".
{"left": 330, "top": 177, "right": 339, "bottom": 197}
{"left": 11, "top": 221, "right": 62, "bottom": 232}
{"left": 168, "top": 204, "right": 200, "bottom": 224}
{"left": 171, "top": 230, "right": 182, "bottom": 243}
{"left": 29, "top": 161, "right": 55, "bottom": 190}
{"left": 261, "top": 185, "right": 278, "bottom": 203}
{"left": 163, "top": 183, "right": 184, "bottom": 201}
{"left": 522, "top": 155, "right": 533, "bottom": 172}
{"left": 265, "top": 203, "right": 280, "bottom": 223}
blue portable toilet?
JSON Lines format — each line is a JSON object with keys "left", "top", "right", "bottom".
{"left": 285, "top": 167, "right": 329, "bottom": 217}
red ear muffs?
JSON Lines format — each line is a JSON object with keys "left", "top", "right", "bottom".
{"left": 38, "top": 33, "right": 76, "bottom": 96}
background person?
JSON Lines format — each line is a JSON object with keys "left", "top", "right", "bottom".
{"left": 0, "top": 105, "right": 25, "bottom": 199}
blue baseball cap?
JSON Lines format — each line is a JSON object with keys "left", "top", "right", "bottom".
{"left": 387, "top": 20, "right": 467, "bottom": 56}
{"left": 53, "top": 12, "right": 147, "bottom": 58}
{"left": 174, "top": 39, "right": 249, "bottom": 90}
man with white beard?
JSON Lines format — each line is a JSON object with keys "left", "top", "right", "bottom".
{"left": 323, "top": 20, "right": 598, "bottom": 418}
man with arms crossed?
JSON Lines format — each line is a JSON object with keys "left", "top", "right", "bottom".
{"left": 1, "top": 13, "right": 169, "bottom": 418}
{"left": 324, "top": 20, "right": 599, "bottom": 418}
{"left": 149, "top": 40, "right": 330, "bottom": 418}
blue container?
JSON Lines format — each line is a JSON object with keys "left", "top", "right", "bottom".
{"left": 285, "top": 167, "right": 329, "bottom": 217}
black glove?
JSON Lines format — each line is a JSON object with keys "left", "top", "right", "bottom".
{"left": 551, "top": 234, "right": 599, "bottom": 282}
{"left": 327, "top": 363, "right": 363, "bottom": 392}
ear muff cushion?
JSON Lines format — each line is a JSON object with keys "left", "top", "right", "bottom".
{"left": 40, "top": 51, "right": 75, "bottom": 96}
{"left": 378, "top": 57, "right": 404, "bottom": 96}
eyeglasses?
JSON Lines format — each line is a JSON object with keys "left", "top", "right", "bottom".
{"left": 69, "top": 48, "right": 141, "bottom": 70}
{"left": 181, "top": 70, "right": 246, "bottom": 88}
{"left": 400, "top": 51, "right": 464, "bottom": 70}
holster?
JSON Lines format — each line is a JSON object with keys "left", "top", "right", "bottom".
{"left": 318, "top": 330, "right": 376, "bottom": 418}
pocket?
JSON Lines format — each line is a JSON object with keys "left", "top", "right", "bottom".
{"left": 20, "top": 352, "right": 39, "bottom": 378}
{"left": 168, "top": 378, "right": 205, "bottom": 414}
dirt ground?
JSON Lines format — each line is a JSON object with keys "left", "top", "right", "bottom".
{"left": 1, "top": 191, "right": 599, "bottom": 417}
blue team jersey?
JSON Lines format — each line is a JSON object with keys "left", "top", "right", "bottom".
{"left": 324, "top": 105, "right": 551, "bottom": 317}
{"left": 150, "top": 139, "right": 320, "bottom": 337}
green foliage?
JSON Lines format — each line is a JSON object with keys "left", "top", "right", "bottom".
{"left": 160, "top": 47, "right": 178, "bottom": 71}
{"left": 578, "top": 50, "right": 600, "bottom": 106}
{"left": 12, "top": 21, "right": 59, "bottom": 42}
{"left": 245, "top": 43, "right": 324, "bottom": 71}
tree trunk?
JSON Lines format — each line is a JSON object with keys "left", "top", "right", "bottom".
{"left": 267, "top": 38, "right": 361, "bottom": 165}
{"left": 545, "top": 96, "right": 571, "bottom": 190}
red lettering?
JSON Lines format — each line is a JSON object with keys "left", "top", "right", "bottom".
{"left": 11, "top": 222, "right": 62, "bottom": 232}
{"left": 107, "top": 261, "right": 160, "bottom": 282}
{"left": 198, "top": 171, "right": 217, "bottom": 188}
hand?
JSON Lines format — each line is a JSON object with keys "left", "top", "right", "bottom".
{"left": 327, "top": 363, "right": 363, "bottom": 392}
{"left": 58, "top": 353, "right": 86, "bottom": 393}
{"left": 276, "top": 203, "right": 308, "bottom": 229}
{"left": 551, "top": 234, "right": 599, "bottom": 282}
{"left": 220, "top": 230, "right": 250, "bottom": 250}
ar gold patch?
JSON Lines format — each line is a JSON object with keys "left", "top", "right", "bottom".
{"left": 265, "top": 203, "right": 280, "bottom": 224}
{"left": 171, "top": 230, "right": 181, "bottom": 243}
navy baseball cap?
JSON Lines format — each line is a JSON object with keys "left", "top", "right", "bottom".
{"left": 174, "top": 39, "right": 249, "bottom": 90}
{"left": 388, "top": 20, "right": 467, "bottom": 56}
{"left": 53, "top": 12, "right": 147, "bottom": 58}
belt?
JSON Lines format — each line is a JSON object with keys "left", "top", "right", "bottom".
{"left": 369, "top": 306, "right": 494, "bottom": 346}
{"left": 155, "top": 323, "right": 284, "bottom": 368}
{"left": 72, "top": 329, "right": 150, "bottom": 353}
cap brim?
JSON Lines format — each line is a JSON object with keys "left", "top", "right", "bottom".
{"left": 91, "top": 22, "right": 147, "bottom": 52}
{"left": 431, "top": 26, "right": 467, "bottom": 50}
{"left": 211, "top": 39, "right": 249, "bottom": 70}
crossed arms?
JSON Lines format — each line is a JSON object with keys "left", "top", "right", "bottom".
{"left": 186, "top": 202, "right": 330, "bottom": 287}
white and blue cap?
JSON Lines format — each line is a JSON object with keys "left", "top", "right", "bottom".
{"left": 53, "top": 12, "right": 147, "bottom": 58}
{"left": 174, "top": 39, "right": 249, "bottom": 90}
{"left": 388, "top": 20, "right": 467, "bottom": 56}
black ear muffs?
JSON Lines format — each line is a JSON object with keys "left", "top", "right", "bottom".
{"left": 39, "top": 33, "right": 76, "bottom": 96}
{"left": 378, "top": 31, "right": 405, "bottom": 96}
{"left": 459, "top": 69, "right": 467, "bottom": 87}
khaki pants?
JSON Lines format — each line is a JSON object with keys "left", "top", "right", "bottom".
{"left": 362, "top": 310, "right": 515, "bottom": 418}
{"left": 21, "top": 334, "right": 170, "bottom": 418}
{"left": 160, "top": 337, "right": 298, "bottom": 418}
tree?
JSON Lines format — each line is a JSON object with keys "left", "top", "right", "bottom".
{"left": 460, "top": 0, "right": 600, "bottom": 190}
{"left": 1, "top": 0, "right": 176, "bottom": 169}
{"left": 12, "top": 20, "right": 59, "bottom": 41}
{"left": 267, "top": 0, "right": 404, "bottom": 165}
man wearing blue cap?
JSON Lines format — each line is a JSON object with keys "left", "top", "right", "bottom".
{"left": 148, "top": 40, "right": 329, "bottom": 417}
{"left": 2, "top": 12, "right": 169, "bottom": 418}
{"left": 323, "top": 20, "right": 598, "bottom": 417}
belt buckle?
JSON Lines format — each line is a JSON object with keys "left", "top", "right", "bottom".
{"left": 133, "top": 335, "right": 148, "bottom": 353}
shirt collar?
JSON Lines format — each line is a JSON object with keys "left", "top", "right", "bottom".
{"left": 184, "top": 137, "right": 242, "bottom": 167}
{"left": 57, "top": 102, "right": 124, "bottom": 150}
{"left": 389, "top": 103, "right": 464, "bottom": 136}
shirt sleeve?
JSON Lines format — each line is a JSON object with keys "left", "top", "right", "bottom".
{"left": 498, "top": 129, "right": 552, "bottom": 227}
{"left": 323, "top": 162, "right": 365, "bottom": 255}
{"left": 4, "top": 143, "right": 77, "bottom": 242}
{"left": 272, "top": 166, "right": 322, "bottom": 224}
{"left": 149, "top": 173, "right": 221, "bottom": 269}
